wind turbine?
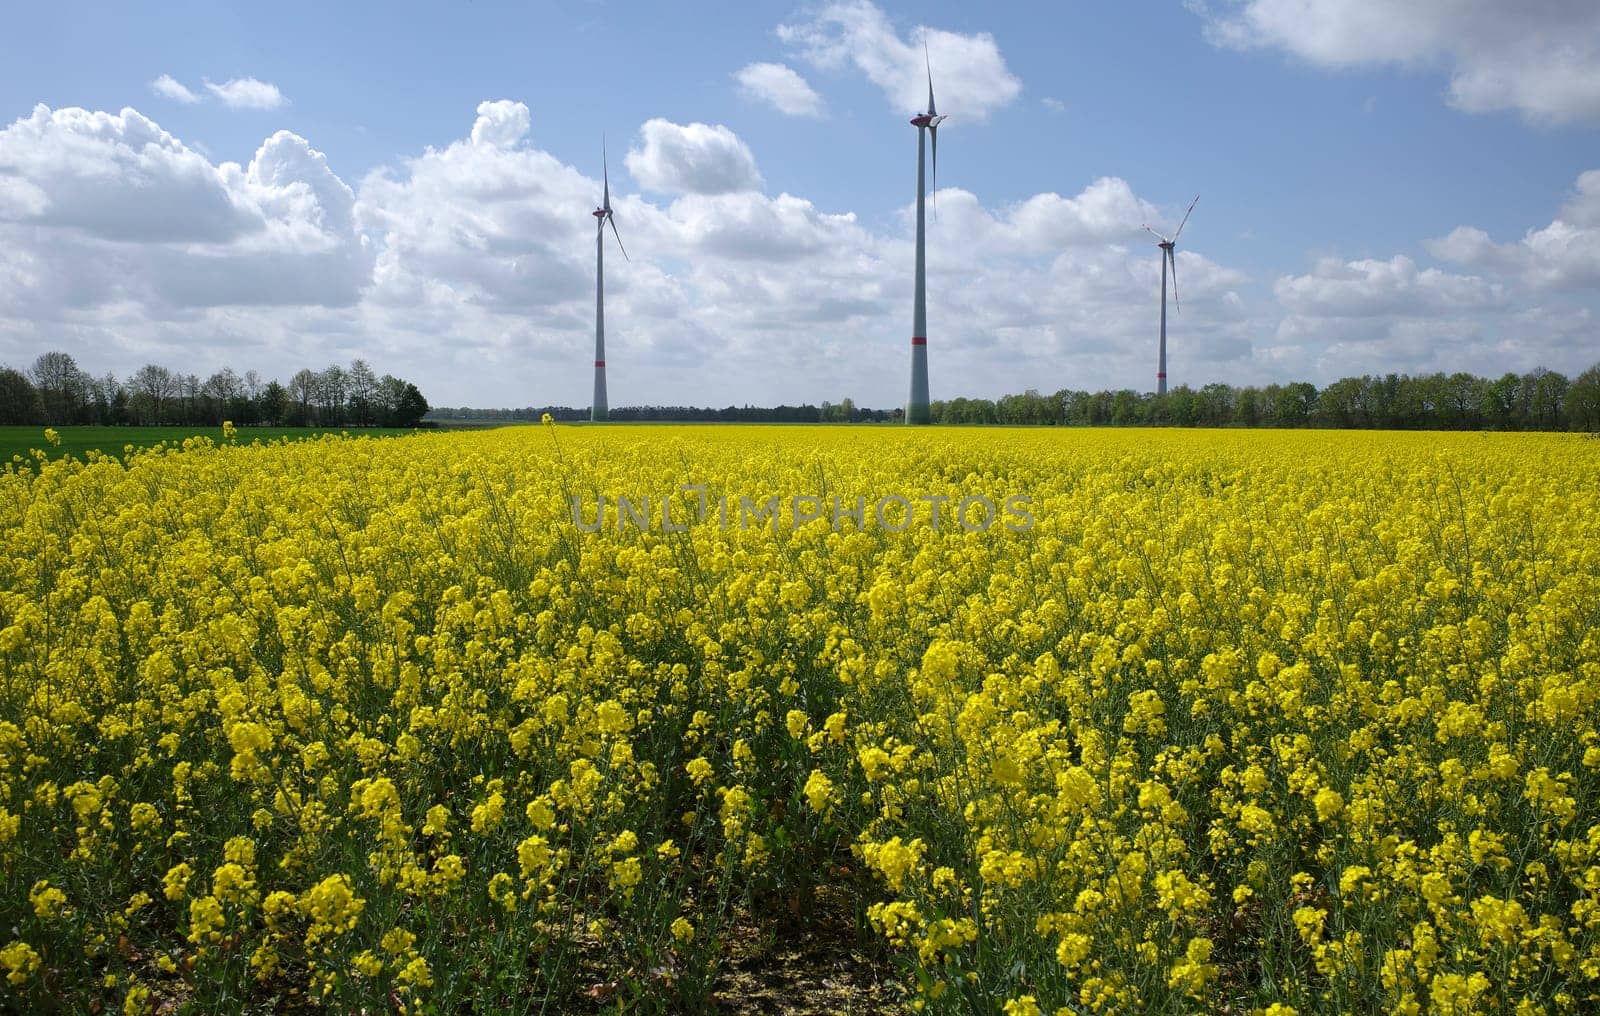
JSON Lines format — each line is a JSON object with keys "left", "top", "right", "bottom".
{"left": 591, "top": 140, "right": 628, "bottom": 422}
{"left": 1143, "top": 195, "right": 1198, "bottom": 397}
{"left": 905, "top": 42, "right": 945, "bottom": 425}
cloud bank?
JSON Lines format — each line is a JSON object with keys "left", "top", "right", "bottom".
{"left": 1, "top": 98, "right": 1594, "bottom": 409}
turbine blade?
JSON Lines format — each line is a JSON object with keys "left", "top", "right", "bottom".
{"left": 925, "top": 38, "right": 936, "bottom": 115}
{"left": 1142, "top": 224, "right": 1170, "bottom": 244}
{"left": 1169, "top": 247, "right": 1181, "bottom": 313}
{"left": 602, "top": 135, "right": 611, "bottom": 211}
{"left": 930, "top": 124, "right": 938, "bottom": 221}
{"left": 609, "top": 211, "right": 629, "bottom": 262}
{"left": 1173, "top": 193, "right": 1199, "bottom": 241}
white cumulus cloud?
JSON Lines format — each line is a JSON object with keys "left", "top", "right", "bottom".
{"left": 205, "top": 77, "right": 288, "bottom": 111}
{"left": 1261, "top": 253, "right": 1586, "bottom": 382}
{"left": 1275, "top": 255, "right": 1504, "bottom": 318}
{"left": 734, "top": 62, "right": 826, "bottom": 117}
{"left": 357, "top": 100, "right": 594, "bottom": 318}
{"left": 1256, "top": 168, "right": 1600, "bottom": 380}
{"left": 0, "top": 105, "right": 258, "bottom": 243}
{"left": 0, "top": 104, "right": 367, "bottom": 317}
{"left": 1427, "top": 169, "right": 1600, "bottom": 289}
{"left": 778, "top": 0, "right": 1021, "bottom": 119}
{"left": 1188, "top": 0, "right": 1600, "bottom": 124}
{"left": 150, "top": 75, "right": 200, "bottom": 104}
{"left": 469, "top": 99, "right": 532, "bottom": 148}
{"left": 625, "top": 119, "right": 763, "bottom": 196}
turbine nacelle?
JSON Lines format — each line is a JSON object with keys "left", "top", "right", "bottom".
{"left": 912, "top": 38, "right": 949, "bottom": 221}
{"left": 1144, "top": 195, "right": 1198, "bottom": 316}
{"left": 1142, "top": 195, "right": 1198, "bottom": 248}
{"left": 593, "top": 141, "right": 628, "bottom": 261}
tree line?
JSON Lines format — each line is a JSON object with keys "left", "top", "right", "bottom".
{"left": 11, "top": 353, "right": 1593, "bottom": 432}
{"left": 1, "top": 352, "right": 430, "bottom": 428}
{"left": 944, "top": 366, "right": 1599, "bottom": 431}
{"left": 428, "top": 365, "right": 1600, "bottom": 431}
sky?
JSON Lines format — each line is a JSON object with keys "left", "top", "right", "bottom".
{"left": 2, "top": 0, "right": 1599, "bottom": 409}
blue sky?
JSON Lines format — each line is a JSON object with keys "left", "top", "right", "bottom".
{"left": 2, "top": 0, "right": 1598, "bottom": 408}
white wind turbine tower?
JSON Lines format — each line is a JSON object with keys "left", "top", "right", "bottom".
{"left": 591, "top": 141, "right": 628, "bottom": 422}
{"left": 1143, "top": 194, "right": 1198, "bottom": 397}
{"left": 905, "top": 41, "right": 945, "bottom": 425}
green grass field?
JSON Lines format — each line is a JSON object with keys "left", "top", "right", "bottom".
{"left": 0, "top": 425, "right": 416, "bottom": 465}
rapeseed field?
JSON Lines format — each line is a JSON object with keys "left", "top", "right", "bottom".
{"left": 1, "top": 426, "right": 1597, "bottom": 1014}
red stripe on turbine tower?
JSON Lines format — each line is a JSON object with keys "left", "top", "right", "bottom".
{"left": 911, "top": 337, "right": 927, "bottom": 345}
{"left": 595, "top": 361, "right": 606, "bottom": 367}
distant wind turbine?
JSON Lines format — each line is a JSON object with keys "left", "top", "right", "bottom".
{"left": 1143, "top": 194, "right": 1198, "bottom": 397}
{"left": 591, "top": 140, "right": 628, "bottom": 422}
{"left": 906, "top": 42, "right": 946, "bottom": 425}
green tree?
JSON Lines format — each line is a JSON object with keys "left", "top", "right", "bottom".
{"left": 289, "top": 369, "right": 317, "bottom": 426}
{"left": 1566, "top": 364, "right": 1600, "bottom": 432}
{"left": 394, "top": 382, "right": 429, "bottom": 427}
{"left": 347, "top": 359, "right": 378, "bottom": 426}
{"left": 1278, "top": 383, "right": 1317, "bottom": 426}
{"left": 1233, "top": 386, "right": 1261, "bottom": 427}
{"left": 1110, "top": 389, "right": 1143, "bottom": 425}
{"left": 1480, "top": 373, "right": 1523, "bottom": 430}
{"left": 130, "top": 363, "right": 176, "bottom": 425}
{"left": 260, "top": 381, "right": 290, "bottom": 426}
{"left": 1438, "top": 372, "right": 1484, "bottom": 429}
{"left": 0, "top": 367, "right": 44, "bottom": 424}
{"left": 1317, "top": 377, "right": 1365, "bottom": 427}
{"left": 1526, "top": 368, "right": 1569, "bottom": 430}
{"left": 1197, "top": 383, "right": 1234, "bottom": 426}
{"left": 29, "top": 350, "right": 88, "bottom": 424}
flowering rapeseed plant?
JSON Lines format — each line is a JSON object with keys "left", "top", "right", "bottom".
{"left": 0, "top": 426, "right": 1597, "bottom": 1013}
